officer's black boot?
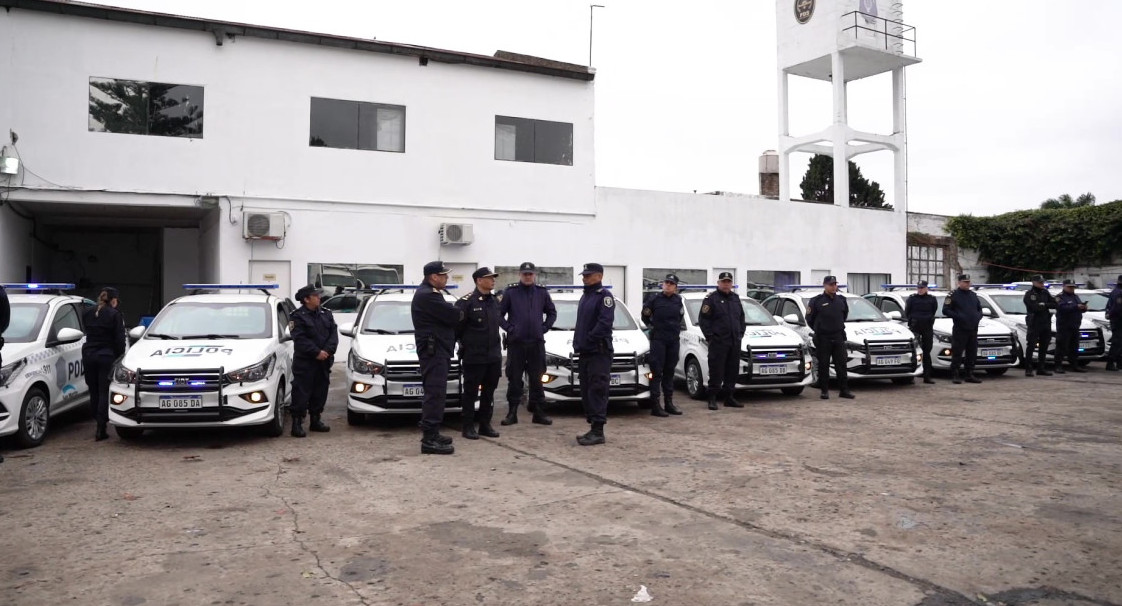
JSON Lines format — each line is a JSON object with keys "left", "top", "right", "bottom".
{"left": 1025, "top": 365, "right": 1035, "bottom": 377}
{"left": 650, "top": 394, "right": 669, "bottom": 417}
{"left": 500, "top": 405, "right": 519, "bottom": 426}
{"left": 723, "top": 394, "right": 744, "bottom": 408}
{"left": 818, "top": 379, "right": 829, "bottom": 400}
{"left": 1106, "top": 360, "right": 1119, "bottom": 372}
{"left": 707, "top": 394, "right": 718, "bottom": 411}
{"left": 923, "top": 370, "right": 936, "bottom": 384}
{"left": 951, "top": 368, "right": 963, "bottom": 384}
{"left": 664, "top": 395, "right": 683, "bottom": 415}
{"left": 1071, "top": 363, "right": 1088, "bottom": 373}
{"left": 839, "top": 384, "right": 855, "bottom": 399}
{"left": 577, "top": 422, "right": 606, "bottom": 446}
{"left": 291, "top": 417, "right": 307, "bottom": 438}
{"left": 531, "top": 404, "right": 553, "bottom": 426}
{"left": 477, "top": 421, "right": 500, "bottom": 438}
{"left": 1037, "top": 361, "right": 1053, "bottom": 376}
{"left": 309, "top": 414, "right": 330, "bottom": 432}
{"left": 421, "top": 430, "right": 455, "bottom": 455}
{"left": 1054, "top": 363, "right": 1066, "bottom": 374}
{"left": 462, "top": 416, "right": 479, "bottom": 440}
{"left": 95, "top": 423, "right": 109, "bottom": 442}
{"left": 964, "top": 369, "right": 982, "bottom": 383}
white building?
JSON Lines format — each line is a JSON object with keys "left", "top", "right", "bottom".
{"left": 0, "top": 0, "right": 906, "bottom": 321}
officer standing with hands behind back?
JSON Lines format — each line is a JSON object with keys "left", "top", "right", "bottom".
{"left": 1022, "top": 275, "right": 1056, "bottom": 377}
{"left": 942, "top": 274, "right": 983, "bottom": 384}
{"left": 806, "top": 276, "right": 854, "bottom": 400}
{"left": 411, "top": 261, "right": 463, "bottom": 454}
{"left": 904, "top": 280, "right": 937, "bottom": 384}
{"left": 456, "top": 267, "right": 503, "bottom": 440}
{"left": 640, "top": 274, "right": 684, "bottom": 417}
{"left": 290, "top": 285, "right": 339, "bottom": 437}
{"left": 498, "top": 262, "right": 557, "bottom": 427}
{"left": 1053, "top": 279, "right": 1088, "bottom": 374}
{"left": 573, "top": 263, "right": 614, "bottom": 446}
{"left": 698, "top": 272, "right": 747, "bottom": 411}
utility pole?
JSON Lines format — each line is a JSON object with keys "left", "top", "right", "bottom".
{"left": 589, "top": 4, "right": 604, "bottom": 66}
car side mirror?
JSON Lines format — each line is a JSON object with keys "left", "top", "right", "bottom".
{"left": 773, "top": 315, "right": 785, "bottom": 325}
{"left": 783, "top": 314, "right": 802, "bottom": 325}
{"left": 52, "top": 327, "right": 84, "bottom": 346}
{"left": 128, "top": 326, "right": 146, "bottom": 343}
{"left": 338, "top": 322, "right": 355, "bottom": 338}
{"left": 887, "top": 311, "right": 902, "bottom": 320}
{"left": 982, "top": 308, "right": 994, "bottom": 317}
{"left": 280, "top": 327, "right": 293, "bottom": 343}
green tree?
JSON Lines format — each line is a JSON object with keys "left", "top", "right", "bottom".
{"left": 88, "top": 79, "right": 203, "bottom": 137}
{"left": 799, "top": 154, "right": 892, "bottom": 209}
{"left": 1040, "top": 192, "right": 1095, "bottom": 209}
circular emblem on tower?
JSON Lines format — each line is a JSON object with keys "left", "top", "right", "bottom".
{"left": 794, "top": 0, "right": 815, "bottom": 24}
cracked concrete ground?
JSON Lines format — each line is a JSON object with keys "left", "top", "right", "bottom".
{"left": 2, "top": 368, "right": 1120, "bottom": 605}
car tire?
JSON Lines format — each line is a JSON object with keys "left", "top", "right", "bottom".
{"left": 892, "top": 376, "right": 916, "bottom": 385}
{"left": 260, "top": 383, "right": 285, "bottom": 437}
{"left": 347, "top": 409, "right": 366, "bottom": 426}
{"left": 686, "top": 358, "right": 706, "bottom": 400}
{"left": 985, "top": 368, "right": 1008, "bottom": 376}
{"left": 16, "top": 387, "right": 51, "bottom": 448}
{"left": 114, "top": 425, "right": 144, "bottom": 440}
{"left": 780, "top": 386, "right": 804, "bottom": 396}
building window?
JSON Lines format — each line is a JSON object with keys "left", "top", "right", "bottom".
{"left": 907, "top": 245, "right": 948, "bottom": 288}
{"left": 309, "top": 97, "right": 405, "bottom": 152}
{"left": 746, "top": 270, "right": 801, "bottom": 289}
{"left": 847, "top": 273, "right": 891, "bottom": 296}
{"left": 88, "top": 77, "right": 204, "bottom": 138}
{"left": 494, "top": 116, "right": 573, "bottom": 166}
{"left": 642, "top": 268, "right": 706, "bottom": 297}
{"left": 494, "top": 266, "right": 574, "bottom": 290}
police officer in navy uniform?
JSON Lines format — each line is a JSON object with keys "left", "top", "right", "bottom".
{"left": 456, "top": 267, "right": 503, "bottom": 440}
{"left": 82, "top": 287, "right": 127, "bottom": 441}
{"left": 698, "top": 272, "right": 746, "bottom": 411}
{"left": 0, "top": 284, "right": 9, "bottom": 462}
{"left": 411, "top": 261, "right": 463, "bottom": 454}
{"left": 290, "top": 285, "right": 339, "bottom": 437}
{"left": 806, "top": 276, "right": 854, "bottom": 400}
{"left": 1053, "top": 279, "right": 1088, "bottom": 374}
{"left": 904, "top": 280, "right": 938, "bottom": 384}
{"left": 498, "top": 261, "right": 557, "bottom": 426}
{"left": 574, "top": 263, "right": 614, "bottom": 446}
{"left": 1106, "top": 275, "right": 1122, "bottom": 372}
{"left": 1022, "top": 274, "right": 1057, "bottom": 376}
{"left": 942, "top": 274, "right": 983, "bottom": 384}
{"left": 640, "top": 274, "right": 684, "bottom": 417}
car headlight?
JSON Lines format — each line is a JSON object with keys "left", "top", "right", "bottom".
{"left": 935, "top": 332, "right": 952, "bottom": 343}
{"left": 1, "top": 358, "right": 27, "bottom": 387}
{"left": 113, "top": 361, "right": 137, "bottom": 384}
{"left": 545, "top": 353, "right": 569, "bottom": 367}
{"left": 225, "top": 354, "right": 276, "bottom": 384}
{"left": 348, "top": 350, "right": 384, "bottom": 375}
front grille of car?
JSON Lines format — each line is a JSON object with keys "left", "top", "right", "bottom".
{"left": 855, "top": 339, "right": 917, "bottom": 374}
{"left": 741, "top": 347, "right": 806, "bottom": 384}
{"left": 383, "top": 359, "right": 461, "bottom": 381}
{"left": 137, "top": 368, "right": 224, "bottom": 393}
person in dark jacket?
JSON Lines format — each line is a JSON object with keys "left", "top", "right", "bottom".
{"left": 498, "top": 261, "right": 557, "bottom": 426}
{"left": 1106, "top": 275, "right": 1122, "bottom": 371}
{"left": 0, "top": 284, "right": 9, "bottom": 461}
{"left": 289, "top": 285, "right": 339, "bottom": 437}
{"left": 806, "top": 276, "right": 854, "bottom": 400}
{"left": 904, "top": 280, "right": 938, "bottom": 384}
{"left": 456, "top": 267, "right": 503, "bottom": 440}
{"left": 640, "top": 274, "right": 684, "bottom": 417}
{"left": 1053, "top": 279, "right": 1088, "bottom": 374}
{"left": 698, "top": 272, "right": 747, "bottom": 410}
{"left": 573, "top": 263, "right": 614, "bottom": 446}
{"left": 1022, "top": 275, "right": 1057, "bottom": 376}
{"left": 942, "top": 274, "right": 983, "bottom": 384}
{"left": 82, "top": 287, "right": 127, "bottom": 441}
{"left": 411, "top": 261, "right": 463, "bottom": 454}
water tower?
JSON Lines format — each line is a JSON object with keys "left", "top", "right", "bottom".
{"left": 776, "top": 0, "right": 920, "bottom": 209}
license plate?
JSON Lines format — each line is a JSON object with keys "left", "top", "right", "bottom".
{"left": 979, "top": 348, "right": 1003, "bottom": 357}
{"left": 158, "top": 396, "right": 202, "bottom": 409}
{"left": 403, "top": 384, "right": 424, "bottom": 397}
{"left": 610, "top": 374, "right": 622, "bottom": 386}
{"left": 1079, "top": 341, "right": 1096, "bottom": 349}
{"left": 757, "top": 364, "right": 787, "bottom": 375}
{"left": 874, "top": 356, "right": 901, "bottom": 366}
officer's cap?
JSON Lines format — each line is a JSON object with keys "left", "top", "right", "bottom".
{"left": 581, "top": 263, "right": 604, "bottom": 276}
{"left": 957, "top": 274, "right": 971, "bottom": 282}
{"left": 294, "top": 284, "right": 322, "bottom": 301}
{"left": 1116, "top": 274, "right": 1122, "bottom": 284}
{"left": 664, "top": 273, "right": 680, "bottom": 285}
{"left": 518, "top": 262, "right": 536, "bottom": 274}
{"left": 100, "top": 286, "right": 121, "bottom": 300}
{"left": 822, "top": 275, "right": 838, "bottom": 285}
{"left": 472, "top": 267, "right": 499, "bottom": 281}
{"left": 423, "top": 260, "right": 451, "bottom": 276}
{"left": 1061, "top": 279, "right": 1076, "bottom": 286}
{"left": 718, "top": 271, "right": 734, "bottom": 282}
{"left": 917, "top": 280, "right": 929, "bottom": 288}
{"left": 1030, "top": 274, "right": 1045, "bottom": 283}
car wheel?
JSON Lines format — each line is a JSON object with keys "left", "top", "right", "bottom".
{"left": 686, "top": 358, "right": 706, "bottom": 400}
{"left": 16, "top": 388, "right": 51, "bottom": 448}
{"left": 892, "top": 376, "right": 915, "bottom": 385}
{"left": 985, "top": 368, "right": 1008, "bottom": 376}
{"left": 780, "top": 386, "right": 804, "bottom": 396}
{"left": 261, "top": 383, "right": 286, "bottom": 437}
{"left": 114, "top": 425, "right": 144, "bottom": 440}
{"left": 347, "top": 409, "right": 366, "bottom": 426}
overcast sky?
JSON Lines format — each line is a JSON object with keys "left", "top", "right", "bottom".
{"left": 96, "top": 0, "right": 1122, "bottom": 216}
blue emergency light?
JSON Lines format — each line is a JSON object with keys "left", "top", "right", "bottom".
{"left": 1, "top": 282, "right": 76, "bottom": 290}
{"left": 783, "top": 284, "right": 847, "bottom": 291}
{"left": 970, "top": 284, "right": 1007, "bottom": 289}
{"left": 880, "top": 284, "right": 939, "bottom": 290}
{"left": 183, "top": 284, "right": 279, "bottom": 289}
{"left": 361, "top": 284, "right": 458, "bottom": 290}
{"left": 678, "top": 284, "right": 737, "bottom": 291}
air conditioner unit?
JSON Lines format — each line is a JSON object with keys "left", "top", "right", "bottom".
{"left": 438, "top": 223, "right": 473, "bottom": 246}
{"left": 242, "top": 212, "right": 286, "bottom": 241}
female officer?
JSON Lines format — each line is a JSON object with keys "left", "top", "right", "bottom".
{"left": 82, "top": 287, "right": 126, "bottom": 441}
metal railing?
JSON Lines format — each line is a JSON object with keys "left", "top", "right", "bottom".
{"left": 840, "top": 11, "right": 916, "bottom": 57}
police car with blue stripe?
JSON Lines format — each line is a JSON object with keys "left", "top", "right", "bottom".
{"left": 107, "top": 284, "right": 295, "bottom": 439}
{"left": 1, "top": 283, "right": 93, "bottom": 448}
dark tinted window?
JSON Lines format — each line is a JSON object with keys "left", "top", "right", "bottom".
{"left": 89, "top": 77, "right": 204, "bottom": 138}
{"left": 310, "top": 97, "right": 406, "bottom": 152}
{"left": 495, "top": 116, "right": 573, "bottom": 166}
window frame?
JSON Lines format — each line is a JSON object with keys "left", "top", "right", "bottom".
{"left": 493, "top": 115, "right": 574, "bottom": 166}
{"left": 309, "top": 97, "right": 407, "bottom": 153}
{"left": 88, "top": 76, "right": 205, "bottom": 139}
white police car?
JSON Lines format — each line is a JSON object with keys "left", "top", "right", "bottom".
{"left": 539, "top": 287, "right": 653, "bottom": 403}
{"left": 972, "top": 286, "right": 1105, "bottom": 364}
{"left": 674, "top": 286, "right": 814, "bottom": 399}
{"left": 864, "top": 285, "right": 1020, "bottom": 375}
{"left": 0, "top": 283, "right": 92, "bottom": 447}
{"left": 340, "top": 286, "right": 463, "bottom": 425}
{"left": 107, "top": 285, "right": 295, "bottom": 439}
{"left": 1076, "top": 288, "right": 1112, "bottom": 357}
{"left": 762, "top": 286, "right": 923, "bottom": 384}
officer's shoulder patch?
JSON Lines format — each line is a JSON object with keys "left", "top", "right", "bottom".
{"left": 701, "top": 304, "right": 711, "bottom": 314}
{"left": 460, "top": 294, "right": 471, "bottom": 300}
{"left": 1030, "top": 294, "right": 1037, "bottom": 301}
{"left": 642, "top": 307, "right": 652, "bottom": 316}
{"left": 1055, "top": 295, "right": 1062, "bottom": 302}
{"left": 287, "top": 321, "right": 295, "bottom": 330}
{"left": 604, "top": 296, "right": 614, "bottom": 308}
{"left": 944, "top": 296, "right": 953, "bottom": 305}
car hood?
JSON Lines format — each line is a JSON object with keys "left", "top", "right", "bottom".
{"left": 845, "top": 322, "right": 917, "bottom": 343}
{"left": 932, "top": 318, "right": 1013, "bottom": 336}
{"left": 1, "top": 342, "right": 43, "bottom": 365}
{"left": 544, "top": 329, "right": 649, "bottom": 356}
{"left": 123, "top": 339, "right": 275, "bottom": 371}
{"left": 741, "top": 326, "right": 805, "bottom": 348}
{"left": 1003, "top": 315, "right": 1099, "bottom": 330}
{"left": 352, "top": 333, "right": 422, "bottom": 362}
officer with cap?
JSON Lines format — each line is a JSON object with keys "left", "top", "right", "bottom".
{"left": 641, "top": 274, "right": 684, "bottom": 417}
{"left": 807, "top": 276, "right": 854, "bottom": 399}
{"left": 698, "top": 271, "right": 747, "bottom": 410}
{"left": 942, "top": 274, "right": 983, "bottom": 384}
{"left": 0, "top": 284, "right": 6, "bottom": 463}
{"left": 1106, "top": 275, "right": 1122, "bottom": 371}
{"left": 574, "top": 263, "right": 614, "bottom": 446}
{"left": 290, "top": 285, "right": 339, "bottom": 437}
{"left": 904, "top": 280, "right": 938, "bottom": 384}
{"left": 1022, "top": 274, "right": 1057, "bottom": 376}
{"left": 82, "top": 286, "right": 127, "bottom": 441}
{"left": 1054, "top": 279, "right": 1088, "bottom": 373}
{"left": 498, "top": 261, "right": 557, "bottom": 426}
{"left": 455, "top": 267, "right": 503, "bottom": 440}
{"left": 412, "top": 261, "right": 463, "bottom": 454}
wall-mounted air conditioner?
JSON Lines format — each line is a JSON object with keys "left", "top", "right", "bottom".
{"left": 243, "top": 212, "right": 286, "bottom": 241}
{"left": 439, "top": 223, "right": 473, "bottom": 246}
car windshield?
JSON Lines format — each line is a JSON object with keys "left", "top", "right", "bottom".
{"left": 362, "top": 301, "right": 415, "bottom": 334}
{"left": 839, "top": 296, "right": 887, "bottom": 322}
{"left": 684, "top": 298, "right": 777, "bottom": 326}
{"left": 147, "top": 302, "right": 272, "bottom": 339}
{"left": 987, "top": 294, "right": 1027, "bottom": 315}
{"left": 552, "top": 300, "right": 639, "bottom": 331}
{"left": 2, "top": 303, "right": 49, "bottom": 343}
{"left": 323, "top": 293, "right": 366, "bottom": 313}
{"left": 1083, "top": 293, "right": 1108, "bottom": 312}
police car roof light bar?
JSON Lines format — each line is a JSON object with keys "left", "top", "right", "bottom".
{"left": 544, "top": 285, "right": 612, "bottom": 290}
{"left": 361, "top": 284, "right": 458, "bottom": 290}
{"left": 970, "top": 284, "right": 1007, "bottom": 290}
{"left": 677, "top": 284, "right": 738, "bottom": 291}
{"left": 1, "top": 282, "right": 76, "bottom": 291}
{"left": 783, "top": 284, "right": 848, "bottom": 291}
{"left": 183, "top": 284, "right": 279, "bottom": 289}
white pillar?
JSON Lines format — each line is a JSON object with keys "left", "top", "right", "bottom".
{"left": 892, "top": 67, "right": 908, "bottom": 214}
{"left": 831, "top": 52, "right": 849, "bottom": 207}
{"left": 777, "top": 69, "right": 790, "bottom": 203}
